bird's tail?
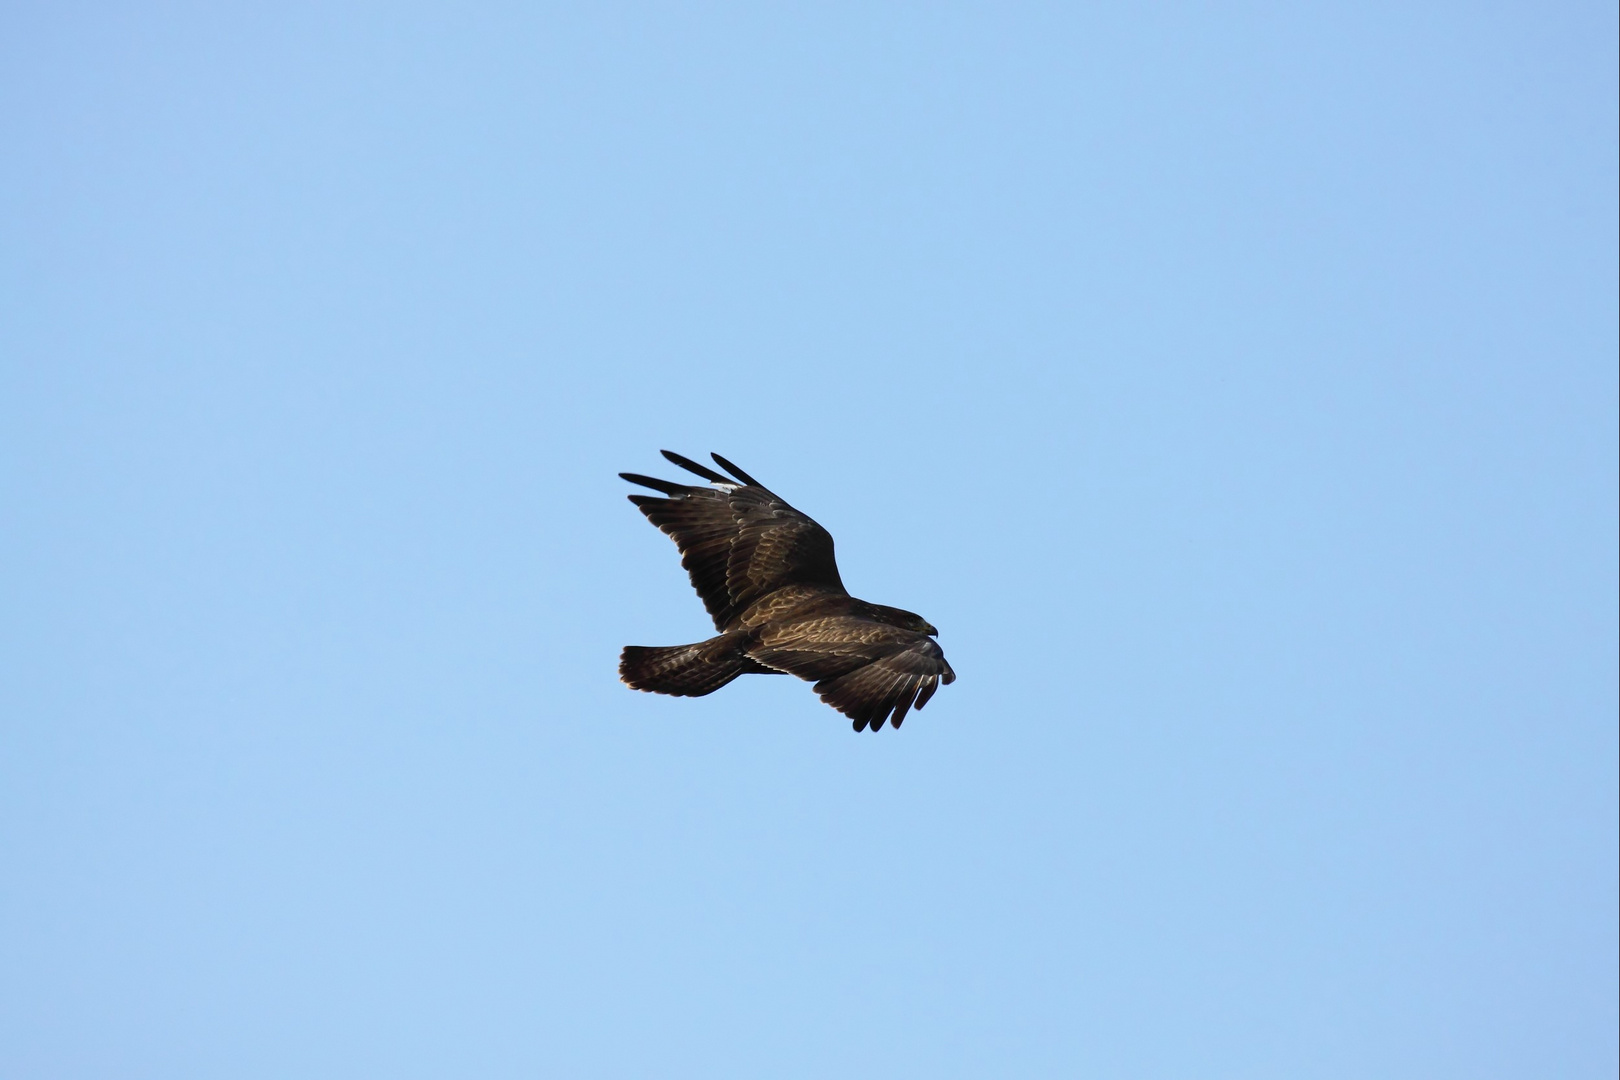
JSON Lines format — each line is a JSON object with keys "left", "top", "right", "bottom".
{"left": 619, "top": 632, "right": 765, "bottom": 697}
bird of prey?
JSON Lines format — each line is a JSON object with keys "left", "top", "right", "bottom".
{"left": 619, "top": 451, "right": 955, "bottom": 732}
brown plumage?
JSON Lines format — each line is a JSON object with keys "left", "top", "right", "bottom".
{"left": 619, "top": 451, "right": 955, "bottom": 732}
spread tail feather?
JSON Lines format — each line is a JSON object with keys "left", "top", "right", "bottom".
{"left": 620, "top": 632, "right": 768, "bottom": 697}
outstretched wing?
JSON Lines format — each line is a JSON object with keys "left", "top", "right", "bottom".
{"left": 621, "top": 451, "right": 846, "bottom": 630}
{"left": 747, "top": 616, "right": 956, "bottom": 733}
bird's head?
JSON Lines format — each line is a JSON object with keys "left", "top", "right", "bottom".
{"left": 873, "top": 605, "right": 939, "bottom": 636}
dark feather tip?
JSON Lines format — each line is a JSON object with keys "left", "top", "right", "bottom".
{"left": 620, "top": 472, "right": 687, "bottom": 496}
{"left": 661, "top": 450, "right": 731, "bottom": 484}
{"left": 710, "top": 452, "right": 764, "bottom": 488}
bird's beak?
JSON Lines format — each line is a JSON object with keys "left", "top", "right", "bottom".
{"left": 925, "top": 624, "right": 939, "bottom": 636}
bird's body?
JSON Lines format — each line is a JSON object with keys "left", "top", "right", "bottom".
{"left": 619, "top": 451, "right": 954, "bottom": 732}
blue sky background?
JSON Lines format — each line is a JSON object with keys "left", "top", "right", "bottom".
{"left": 2, "top": 4, "right": 1615, "bottom": 1077}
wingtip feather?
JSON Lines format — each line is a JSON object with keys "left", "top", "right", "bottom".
{"left": 621, "top": 472, "right": 688, "bottom": 496}
{"left": 661, "top": 450, "right": 732, "bottom": 484}
{"left": 709, "top": 452, "right": 765, "bottom": 488}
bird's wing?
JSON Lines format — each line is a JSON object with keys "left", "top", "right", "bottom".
{"left": 719, "top": 483, "right": 845, "bottom": 622}
{"left": 747, "top": 617, "right": 955, "bottom": 732}
{"left": 622, "top": 452, "right": 844, "bottom": 630}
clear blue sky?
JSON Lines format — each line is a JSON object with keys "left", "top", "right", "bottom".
{"left": 3, "top": 5, "right": 1615, "bottom": 1077}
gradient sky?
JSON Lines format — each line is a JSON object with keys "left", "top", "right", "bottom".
{"left": 3, "top": 4, "right": 1616, "bottom": 1078}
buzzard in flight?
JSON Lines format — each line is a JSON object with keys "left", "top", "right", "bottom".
{"left": 619, "top": 451, "right": 955, "bottom": 732}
